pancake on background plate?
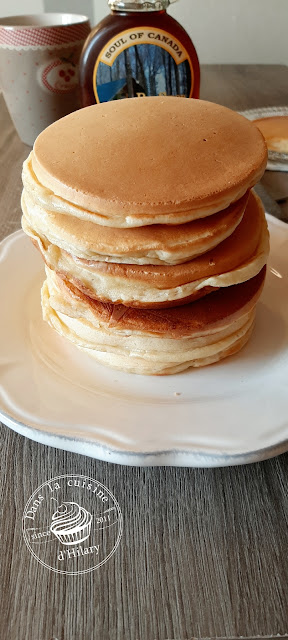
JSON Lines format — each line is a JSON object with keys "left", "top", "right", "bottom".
{"left": 254, "top": 116, "right": 288, "bottom": 153}
{"left": 21, "top": 96, "right": 269, "bottom": 374}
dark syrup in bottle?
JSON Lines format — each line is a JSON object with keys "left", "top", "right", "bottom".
{"left": 79, "top": 0, "right": 200, "bottom": 106}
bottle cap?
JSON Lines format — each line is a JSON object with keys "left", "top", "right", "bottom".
{"left": 108, "top": 0, "right": 178, "bottom": 11}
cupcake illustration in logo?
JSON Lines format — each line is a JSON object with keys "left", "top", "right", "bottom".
{"left": 50, "top": 502, "right": 92, "bottom": 545}
{"left": 23, "top": 475, "right": 122, "bottom": 575}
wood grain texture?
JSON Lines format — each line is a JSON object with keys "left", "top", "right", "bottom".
{"left": 0, "top": 66, "right": 288, "bottom": 640}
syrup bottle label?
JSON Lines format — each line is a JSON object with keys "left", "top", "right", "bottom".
{"left": 93, "top": 27, "right": 195, "bottom": 102}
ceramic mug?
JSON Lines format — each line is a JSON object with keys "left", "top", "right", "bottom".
{"left": 0, "top": 14, "right": 90, "bottom": 145}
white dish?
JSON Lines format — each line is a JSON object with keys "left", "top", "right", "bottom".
{"left": 239, "top": 106, "right": 288, "bottom": 172}
{"left": 0, "top": 217, "right": 288, "bottom": 467}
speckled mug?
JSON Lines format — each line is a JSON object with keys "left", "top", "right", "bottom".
{"left": 0, "top": 14, "right": 90, "bottom": 145}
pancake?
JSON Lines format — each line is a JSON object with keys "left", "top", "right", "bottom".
{"left": 31, "top": 97, "right": 267, "bottom": 226}
{"left": 254, "top": 116, "right": 288, "bottom": 153}
{"left": 23, "top": 191, "right": 269, "bottom": 308}
{"left": 78, "top": 322, "right": 255, "bottom": 375}
{"left": 21, "top": 186, "right": 248, "bottom": 266}
{"left": 41, "top": 266, "right": 266, "bottom": 375}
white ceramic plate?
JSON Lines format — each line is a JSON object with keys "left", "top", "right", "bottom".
{"left": 239, "top": 106, "right": 288, "bottom": 171}
{"left": 0, "top": 217, "right": 288, "bottom": 467}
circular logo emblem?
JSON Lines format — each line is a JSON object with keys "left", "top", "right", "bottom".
{"left": 22, "top": 475, "right": 122, "bottom": 575}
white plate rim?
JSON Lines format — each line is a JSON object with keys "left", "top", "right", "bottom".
{"left": 1, "top": 405, "right": 288, "bottom": 467}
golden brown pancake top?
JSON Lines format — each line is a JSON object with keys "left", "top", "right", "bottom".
{"left": 33, "top": 97, "right": 267, "bottom": 217}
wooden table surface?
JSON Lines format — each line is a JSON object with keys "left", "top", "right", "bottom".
{"left": 0, "top": 65, "right": 288, "bottom": 640}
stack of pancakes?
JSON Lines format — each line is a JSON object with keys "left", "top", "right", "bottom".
{"left": 21, "top": 97, "right": 269, "bottom": 375}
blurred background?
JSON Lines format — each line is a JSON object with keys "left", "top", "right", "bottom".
{"left": 0, "top": 0, "right": 287, "bottom": 65}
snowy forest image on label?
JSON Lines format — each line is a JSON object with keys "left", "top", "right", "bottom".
{"left": 93, "top": 29, "right": 194, "bottom": 103}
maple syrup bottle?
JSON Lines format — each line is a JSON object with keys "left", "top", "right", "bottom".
{"left": 79, "top": 0, "right": 200, "bottom": 106}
